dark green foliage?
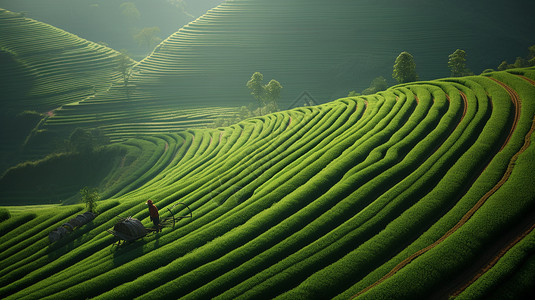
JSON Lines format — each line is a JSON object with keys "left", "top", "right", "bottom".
{"left": 69, "top": 128, "right": 94, "bottom": 153}
{"left": 498, "top": 60, "right": 511, "bottom": 71}
{"left": 246, "top": 72, "right": 283, "bottom": 109}
{"left": 0, "top": 208, "right": 10, "bottom": 222}
{"left": 393, "top": 52, "right": 418, "bottom": 83}
{"left": 246, "top": 72, "right": 264, "bottom": 103}
{"left": 513, "top": 56, "right": 529, "bottom": 68}
{"left": 0, "top": 147, "right": 123, "bottom": 205}
{"left": 529, "top": 45, "right": 535, "bottom": 59}
{"left": 90, "top": 128, "right": 111, "bottom": 148}
{"left": 0, "top": 213, "right": 35, "bottom": 238}
{"left": 448, "top": 49, "right": 473, "bottom": 77}
{"left": 134, "top": 26, "right": 162, "bottom": 52}
{"left": 80, "top": 187, "right": 100, "bottom": 213}
{"left": 361, "top": 76, "right": 389, "bottom": 95}
{"left": 117, "top": 50, "right": 134, "bottom": 93}
{"left": 67, "top": 128, "right": 109, "bottom": 154}
{"left": 496, "top": 45, "right": 535, "bottom": 71}
{"left": 0, "top": 13, "right": 534, "bottom": 298}
{"left": 265, "top": 79, "right": 283, "bottom": 105}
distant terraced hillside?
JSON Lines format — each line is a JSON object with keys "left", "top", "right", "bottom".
{"left": 129, "top": 0, "right": 535, "bottom": 105}
{"left": 0, "top": 8, "right": 133, "bottom": 115}
{"left": 1, "top": 68, "right": 534, "bottom": 298}
{"left": 29, "top": 0, "right": 535, "bottom": 158}
{"left": 0, "top": 8, "right": 135, "bottom": 170}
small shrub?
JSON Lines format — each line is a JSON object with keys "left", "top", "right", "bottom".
{"left": 0, "top": 208, "right": 10, "bottom": 222}
{"left": 80, "top": 187, "right": 100, "bottom": 213}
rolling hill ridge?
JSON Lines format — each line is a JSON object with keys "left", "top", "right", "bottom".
{"left": 0, "top": 67, "right": 534, "bottom": 298}
{"left": 0, "top": 8, "right": 136, "bottom": 171}
{"left": 21, "top": 0, "right": 535, "bottom": 162}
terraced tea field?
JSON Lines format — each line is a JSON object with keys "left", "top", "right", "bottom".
{"left": 0, "top": 8, "right": 132, "bottom": 114}
{"left": 0, "top": 8, "right": 238, "bottom": 168}
{"left": 0, "top": 8, "right": 136, "bottom": 170}
{"left": 1, "top": 68, "right": 534, "bottom": 298}
{"left": 5, "top": 0, "right": 534, "bottom": 168}
{"left": 128, "top": 0, "right": 535, "bottom": 104}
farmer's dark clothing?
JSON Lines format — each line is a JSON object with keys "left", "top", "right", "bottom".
{"left": 148, "top": 203, "right": 161, "bottom": 232}
{"left": 149, "top": 204, "right": 159, "bottom": 219}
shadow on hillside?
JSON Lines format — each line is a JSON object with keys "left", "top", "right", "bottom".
{"left": 111, "top": 232, "right": 160, "bottom": 267}
{"left": 46, "top": 219, "right": 101, "bottom": 260}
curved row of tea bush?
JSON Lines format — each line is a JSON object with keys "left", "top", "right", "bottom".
{"left": 0, "top": 8, "right": 137, "bottom": 171}
{"left": 125, "top": 0, "right": 535, "bottom": 109}
{"left": 0, "top": 68, "right": 534, "bottom": 299}
{"left": 0, "top": 9, "right": 133, "bottom": 114}
{"left": 41, "top": 84, "right": 239, "bottom": 143}
{"left": 15, "top": 0, "right": 534, "bottom": 168}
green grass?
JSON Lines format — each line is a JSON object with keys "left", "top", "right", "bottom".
{"left": 1, "top": 0, "right": 534, "bottom": 297}
{"left": 1, "top": 68, "right": 534, "bottom": 299}
{"left": 6, "top": 0, "right": 532, "bottom": 169}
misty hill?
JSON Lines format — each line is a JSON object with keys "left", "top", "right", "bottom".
{"left": 0, "top": 0, "right": 225, "bottom": 59}
{"left": 0, "top": 9, "right": 133, "bottom": 114}
{"left": 0, "top": 8, "right": 135, "bottom": 171}
{"left": 128, "top": 0, "right": 535, "bottom": 105}
{"left": 0, "top": 67, "right": 534, "bottom": 298}
{"left": 24, "top": 0, "right": 534, "bottom": 159}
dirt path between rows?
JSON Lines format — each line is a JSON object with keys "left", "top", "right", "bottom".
{"left": 442, "top": 75, "right": 535, "bottom": 298}
{"left": 517, "top": 74, "right": 535, "bottom": 86}
{"left": 447, "top": 215, "right": 535, "bottom": 298}
{"left": 351, "top": 77, "right": 526, "bottom": 299}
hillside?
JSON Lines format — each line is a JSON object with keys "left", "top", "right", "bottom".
{"left": 128, "top": 0, "right": 535, "bottom": 104}
{"left": 0, "top": 0, "right": 225, "bottom": 59}
{"left": 0, "top": 8, "right": 136, "bottom": 170}
{"left": 0, "top": 68, "right": 534, "bottom": 298}
{"left": 0, "top": 9, "right": 134, "bottom": 116}
{"left": 30, "top": 0, "right": 535, "bottom": 151}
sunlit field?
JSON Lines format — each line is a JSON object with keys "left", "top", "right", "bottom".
{"left": 1, "top": 0, "right": 535, "bottom": 299}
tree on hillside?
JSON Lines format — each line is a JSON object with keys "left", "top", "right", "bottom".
{"left": 167, "top": 0, "right": 195, "bottom": 19}
{"left": 245, "top": 72, "right": 283, "bottom": 116}
{"left": 362, "top": 76, "right": 388, "bottom": 95}
{"left": 134, "top": 27, "right": 162, "bottom": 53}
{"left": 116, "top": 50, "right": 133, "bottom": 97}
{"left": 529, "top": 45, "right": 535, "bottom": 65}
{"left": 513, "top": 57, "right": 529, "bottom": 68}
{"left": 120, "top": 2, "right": 141, "bottom": 23}
{"left": 69, "top": 128, "right": 93, "bottom": 153}
{"left": 246, "top": 72, "right": 283, "bottom": 107}
{"left": 496, "top": 45, "right": 535, "bottom": 71}
{"left": 90, "top": 128, "right": 110, "bottom": 147}
{"left": 264, "top": 79, "right": 283, "bottom": 109}
{"left": 246, "top": 72, "right": 266, "bottom": 105}
{"left": 448, "top": 49, "right": 473, "bottom": 77}
{"left": 80, "top": 186, "right": 100, "bottom": 213}
{"left": 393, "top": 51, "right": 418, "bottom": 84}
{"left": 497, "top": 61, "right": 511, "bottom": 71}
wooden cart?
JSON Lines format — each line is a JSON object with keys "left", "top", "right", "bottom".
{"left": 107, "top": 202, "right": 192, "bottom": 246}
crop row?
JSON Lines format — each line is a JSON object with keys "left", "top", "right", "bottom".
{"left": 1, "top": 69, "right": 534, "bottom": 299}
{"left": 0, "top": 9, "right": 130, "bottom": 114}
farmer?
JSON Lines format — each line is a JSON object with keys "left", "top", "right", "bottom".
{"left": 146, "top": 199, "right": 161, "bottom": 232}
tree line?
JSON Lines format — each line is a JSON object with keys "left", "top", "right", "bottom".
{"left": 349, "top": 45, "right": 535, "bottom": 97}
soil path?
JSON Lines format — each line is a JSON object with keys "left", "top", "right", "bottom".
{"left": 447, "top": 215, "right": 535, "bottom": 298}
{"left": 517, "top": 74, "right": 535, "bottom": 86}
{"left": 351, "top": 78, "right": 526, "bottom": 298}
{"left": 442, "top": 75, "right": 535, "bottom": 298}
